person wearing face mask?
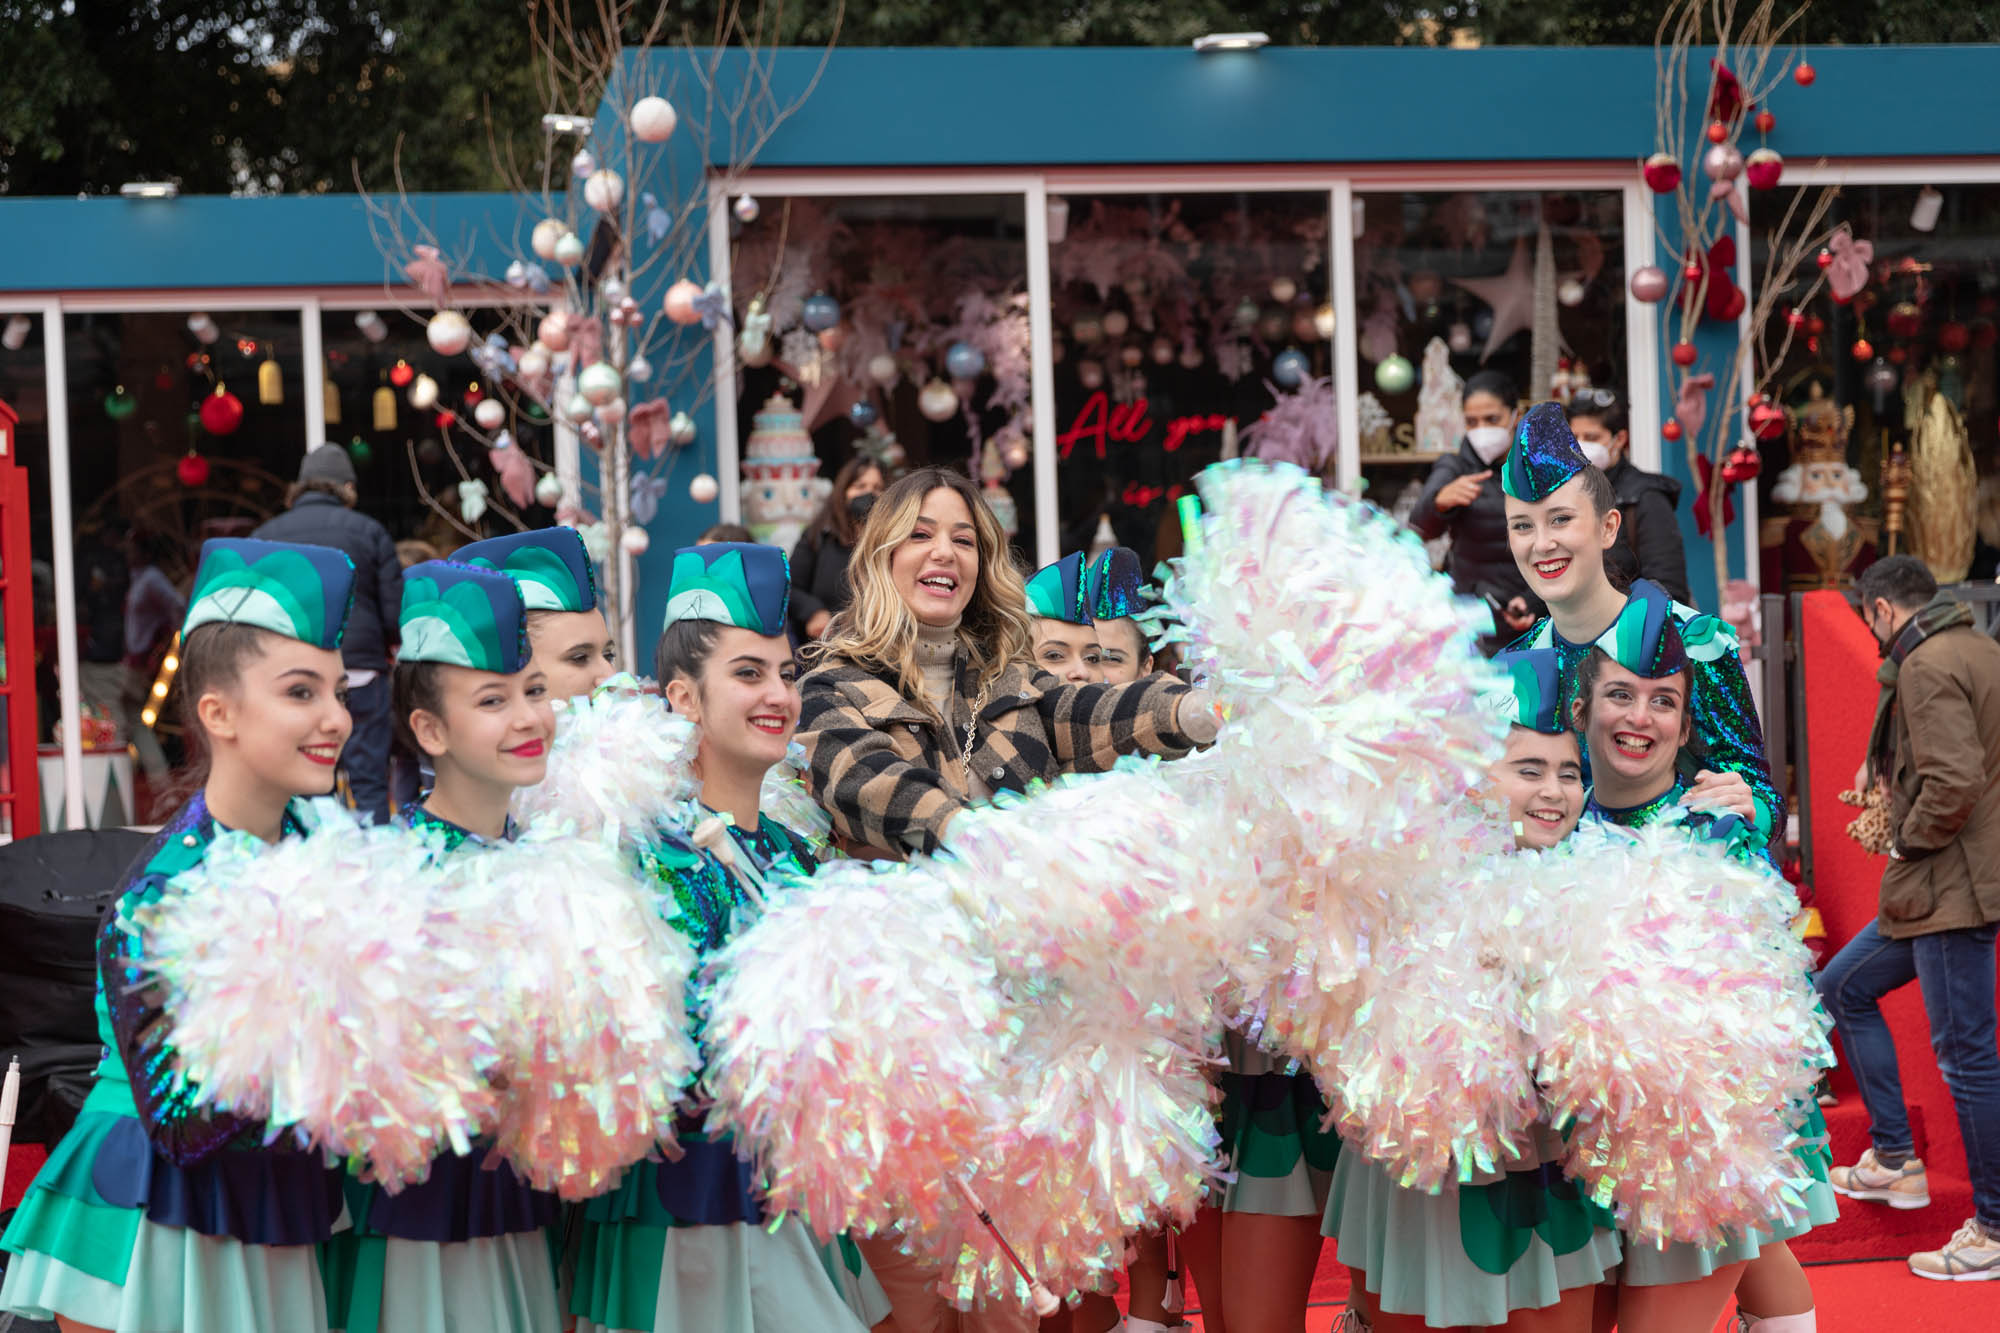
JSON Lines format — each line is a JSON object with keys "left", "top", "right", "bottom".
{"left": 1330, "top": 648, "right": 1621, "bottom": 1333}
{"left": 1574, "top": 592, "right": 1834, "bottom": 1333}
{"left": 1564, "top": 389, "right": 1692, "bottom": 605}
{"left": 321, "top": 560, "right": 564, "bottom": 1333}
{"left": 791, "top": 457, "right": 888, "bottom": 641}
{"left": 1026, "top": 552, "right": 1105, "bottom": 686}
{"left": 1410, "top": 370, "right": 1543, "bottom": 654}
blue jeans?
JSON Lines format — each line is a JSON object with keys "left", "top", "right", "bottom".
{"left": 1817, "top": 917, "right": 2000, "bottom": 1230}
{"left": 341, "top": 672, "right": 394, "bottom": 826}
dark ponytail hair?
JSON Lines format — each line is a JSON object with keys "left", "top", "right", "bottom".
{"left": 653, "top": 619, "right": 726, "bottom": 694}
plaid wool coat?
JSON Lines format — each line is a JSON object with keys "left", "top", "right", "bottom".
{"left": 797, "top": 647, "right": 1206, "bottom": 858}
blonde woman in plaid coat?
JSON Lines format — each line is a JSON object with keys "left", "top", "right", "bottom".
{"left": 796, "top": 467, "right": 1216, "bottom": 1332}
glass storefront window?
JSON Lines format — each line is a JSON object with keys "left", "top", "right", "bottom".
{"left": 63, "top": 308, "right": 307, "bottom": 815}
{"left": 1749, "top": 182, "right": 2000, "bottom": 590}
{"left": 1048, "top": 190, "right": 1333, "bottom": 568}
{"left": 727, "top": 193, "right": 1036, "bottom": 564}
{"left": 1351, "top": 189, "right": 1627, "bottom": 520}
{"left": 319, "top": 307, "right": 561, "bottom": 560}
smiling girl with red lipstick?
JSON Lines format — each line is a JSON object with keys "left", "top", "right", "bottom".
{"left": 1499, "top": 401, "right": 1782, "bottom": 850}
{"left": 318, "top": 560, "right": 564, "bottom": 1333}
{"left": 0, "top": 538, "right": 357, "bottom": 1333}
{"left": 1575, "top": 591, "right": 1834, "bottom": 1333}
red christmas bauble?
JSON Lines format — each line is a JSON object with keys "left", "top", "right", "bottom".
{"left": 389, "top": 360, "right": 415, "bottom": 388}
{"left": 199, "top": 387, "right": 244, "bottom": 436}
{"left": 1807, "top": 335, "right": 1821, "bottom": 354}
{"left": 177, "top": 451, "right": 210, "bottom": 487}
{"left": 1816, "top": 249, "right": 1833, "bottom": 269}
{"left": 1886, "top": 302, "right": 1923, "bottom": 339}
{"left": 153, "top": 370, "right": 175, "bottom": 391}
{"left": 1784, "top": 309, "right": 1806, "bottom": 329}
{"left": 1851, "top": 338, "right": 1874, "bottom": 361}
{"left": 1747, "top": 397, "right": 1787, "bottom": 441}
{"left": 462, "top": 385, "right": 484, "bottom": 407}
{"left": 1755, "top": 109, "right": 1776, "bottom": 134}
{"left": 1672, "top": 341, "right": 1699, "bottom": 367}
{"left": 1706, "top": 121, "right": 1729, "bottom": 143}
{"left": 1938, "top": 321, "right": 1971, "bottom": 353}
{"left": 1684, "top": 262, "right": 1704, "bottom": 281}
{"left": 1643, "top": 152, "right": 1682, "bottom": 194}
{"left": 1889, "top": 346, "right": 1908, "bottom": 365}
{"left": 1794, "top": 62, "right": 1816, "bottom": 87}
{"left": 435, "top": 409, "right": 457, "bottom": 430}
{"left": 1662, "top": 419, "right": 1684, "bottom": 442}
{"left": 1974, "top": 321, "right": 1999, "bottom": 349}
{"left": 1806, "top": 315, "right": 1826, "bottom": 336}
{"left": 1723, "top": 445, "right": 1763, "bottom": 484}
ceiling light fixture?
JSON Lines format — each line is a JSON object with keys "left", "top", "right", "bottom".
{"left": 1193, "top": 32, "right": 1270, "bottom": 53}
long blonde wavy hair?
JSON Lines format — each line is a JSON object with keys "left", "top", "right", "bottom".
{"left": 814, "top": 467, "right": 1037, "bottom": 711}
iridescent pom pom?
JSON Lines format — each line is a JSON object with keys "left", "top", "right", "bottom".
{"left": 514, "top": 677, "right": 698, "bottom": 844}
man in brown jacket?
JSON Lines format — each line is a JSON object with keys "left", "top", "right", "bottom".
{"left": 1817, "top": 555, "right": 2000, "bottom": 1281}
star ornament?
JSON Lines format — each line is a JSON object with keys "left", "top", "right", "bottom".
{"left": 1450, "top": 237, "right": 1535, "bottom": 365}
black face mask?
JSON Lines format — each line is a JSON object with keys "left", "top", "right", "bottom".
{"left": 848, "top": 493, "right": 878, "bottom": 523}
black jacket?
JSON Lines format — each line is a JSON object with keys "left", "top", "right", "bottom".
{"left": 788, "top": 528, "right": 855, "bottom": 637}
{"left": 1409, "top": 439, "right": 1543, "bottom": 639}
{"left": 1602, "top": 459, "right": 1693, "bottom": 605}
{"left": 251, "top": 491, "right": 402, "bottom": 670}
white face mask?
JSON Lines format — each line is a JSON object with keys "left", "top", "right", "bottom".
{"left": 1466, "top": 425, "right": 1511, "bottom": 464}
{"left": 1579, "top": 441, "right": 1612, "bottom": 470}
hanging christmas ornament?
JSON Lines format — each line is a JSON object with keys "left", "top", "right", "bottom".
{"left": 1671, "top": 341, "right": 1698, "bottom": 367}
{"left": 559, "top": 392, "right": 593, "bottom": 423}
{"left": 372, "top": 384, "right": 396, "bottom": 431}
{"left": 1077, "top": 359, "right": 1105, "bottom": 390}
{"left": 1754, "top": 109, "right": 1776, "bottom": 134}
{"left": 530, "top": 219, "right": 565, "bottom": 261}
{"left": 1447, "top": 322, "right": 1474, "bottom": 354}
{"left": 408, "top": 374, "right": 440, "bottom": 411}
{"left": 1887, "top": 302, "right": 1923, "bottom": 338}
{"left": 1232, "top": 297, "right": 1260, "bottom": 333}
{"left": 434, "top": 408, "right": 458, "bottom": 430}
{"left": 1102, "top": 310, "right": 1130, "bottom": 339}
{"left": 199, "top": 385, "right": 244, "bottom": 435}
{"left": 689, "top": 473, "right": 719, "bottom": 504}
{"left": 354, "top": 310, "right": 388, "bottom": 343}
{"left": 553, "top": 232, "right": 585, "bottom": 266}
{"left": 1722, "top": 444, "right": 1762, "bottom": 484}
{"left": 1272, "top": 348, "right": 1309, "bottom": 388}
{"left": 505, "top": 260, "right": 529, "bottom": 288}
{"left": 665, "top": 280, "right": 704, "bottom": 325}
{"left": 570, "top": 149, "right": 597, "bottom": 179}
{"left": 577, "top": 362, "right": 622, "bottom": 405}
{"left": 388, "top": 360, "right": 415, "bottom": 388}
{"left": 1939, "top": 321, "right": 1971, "bottom": 353}
{"left": 177, "top": 450, "right": 210, "bottom": 487}
{"left": 186, "top": 313, "right": 219, "bottom": 344}
{"left": 583, "top": 169, "right": 625, "bottom": 212}
{"left": 1746, "top": 395, "right": 1787, "bottom": 441}
{"left": 1002, "top": 436, "right": 1031, "bottom": 470}
{"left": 1557, "top": 277, "right": 1587, "bottom": 307}
{"left": 849, "top": 400, "right": 880, "bottom": 429}
{"left": 534, "top": 472, "right": 565, "bottom": 507}
{"left": 323, "top": 378, "right": 341, "bottom": 426}
{"left": 474, "top": 398, "right": 507, "bottom": 431}
{"left": 1793, "top": 61, "right": 1816, "bottom": 86}
{"left": 1152, "top": 336, "right": 1178, "bottom": 364}
{"left": 1702, "top": 143, "right": 1745, "bottom": 182}
{"left": 458, "top": 478, "right": 489, "bottom": 523}
{"left": 427, "top": 310, "right": 473, "bottom": 356}
{"left": 1629, "top": 265, "right": 1670, "bottom": 303}
{"left": 918, "top": 379, "right": 960, "bottom": 422}
{"left": 630, "top": 96, "right": 678, "bottom": 142}
{"left": 945, "top": 341, "right": 987, "bottom": 379}
{"left": 1642, "top": 153, "right": 1682, "bottom": 193}
{"left": 619, "top": 526, "right": 650, "bottom": 556}
{"left": 818, "top": 325, "right": 848, "bottom": 354}
{"left": 1662, "top": 419, "right": 1684, "bottom": 442}
{"left": 348, "top": 437, "right": 372, "bottom": 466}
{"left": 1314, "top": 303, "right": 1337, "bottom": 340}
{"left": 103, "top": 386, "right": 137, "bottom": 420}
{"left": 1852, "top": 337, "right": 1875, "bottom": 361}
{"left": 1910, "top": 187, "right": 1945, "bottom": 233}
{"left": 1, "top": 314, "right": 29, "bottom": 351}
{"left": 801, "top": 293, "right": 841, "bottom": 333}
{"left": 534, "top": 313, "right": 569, "bottom": 352}
{"left": 251, "top": 352, "right": 281, "bottom": 405}
{"left": 1744, "top": 148, "right": 1784, "bottom": 190}
{"left": 1269, "top": 276, "right": 1298, "bottom": 303}
{"left": 1118, "top": 345, "right": 1143, "bottom": 369}
{"left": 867, "top": 354, "right": 900, "bottom": 386}
{"left": 1374, "top": 355, "right": 1415, "bottom": 395}
{"left": 733, "top": 195, "right": 760, "bottom": 224}
{"left": 668, "top": 411, "right": 698, "bottom": 447}
{"left": 597, "top": 398, "right": 626, "bottom": 426}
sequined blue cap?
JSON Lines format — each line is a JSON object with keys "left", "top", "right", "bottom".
{"left": 1501, "top": 400, "right": 1593, "bottom": 502}
{"left": 1492, "top": 646, "right": 1566, "bottom": 734}
{"left": 1025, "top": 551, "right": 1093, "bottom": 625}
{"left": 455, "top": 526, "right": 599, "bottom": 614}
{"left": 1594, "top": 583, "right": 1689, "bottom": 679}
{"left": 662, "top": 542, "right": 790, "bottom": 637}
{"left": 398, "top": 560, "right": 531, "bottom": 674}
{"left": 1085, "top": 546, "right": 1149, "bottom": 621}
{"left": 183, "top": 538, "right": 355, "bottom": 652}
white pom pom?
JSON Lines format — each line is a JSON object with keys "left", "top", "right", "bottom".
{"left": 514, "top": 683, "right": 698, "bottom": 844}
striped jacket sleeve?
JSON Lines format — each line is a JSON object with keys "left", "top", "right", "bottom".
{"left": 797, "top": 670, "right": 962, "bottom": 857}
{"left": 1034, "top": 672, "right": 1206, "bottom": 774}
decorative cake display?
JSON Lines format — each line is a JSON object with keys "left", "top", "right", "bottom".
{"left": 740, "top": 393, "right": 831, "bottom": 552}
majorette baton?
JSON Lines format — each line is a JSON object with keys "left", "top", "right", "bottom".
{"left": 950, "top": 1176, "right": 1060, "bottom": 1316}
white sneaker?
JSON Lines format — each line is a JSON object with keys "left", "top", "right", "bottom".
{"left": 1827, "top": 1148, "right": 1930, "bottom": 1209}
{"left": 1908, "top": 1217, "right": 2000, "bottom": 1281}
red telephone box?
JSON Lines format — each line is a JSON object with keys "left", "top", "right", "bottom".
{"left": 0, "top": 397, "right": 40, "bottom": 838}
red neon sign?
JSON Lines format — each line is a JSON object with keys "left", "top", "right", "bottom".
{"left": 1056, "top": 391, "right": 1231, "bottom": 461}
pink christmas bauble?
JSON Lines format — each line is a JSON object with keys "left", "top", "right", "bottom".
{"left": 689, "top": 473, "right": 719, "bottom": 504}
{"left": 1629, "top": 266, "right": 1670, "bottom": 303}
{"left": 538, "top": 313, "right": 571, "bottom": 351}
{"left": 629, "top": 96, "right": 677, "bottom": 142}
{"left": 664, "top": 280, "right": 704, "bottom": 325}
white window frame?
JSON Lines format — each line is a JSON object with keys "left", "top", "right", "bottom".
{"left": 712, "top": 164, "right": 1657, "bottom": 566}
